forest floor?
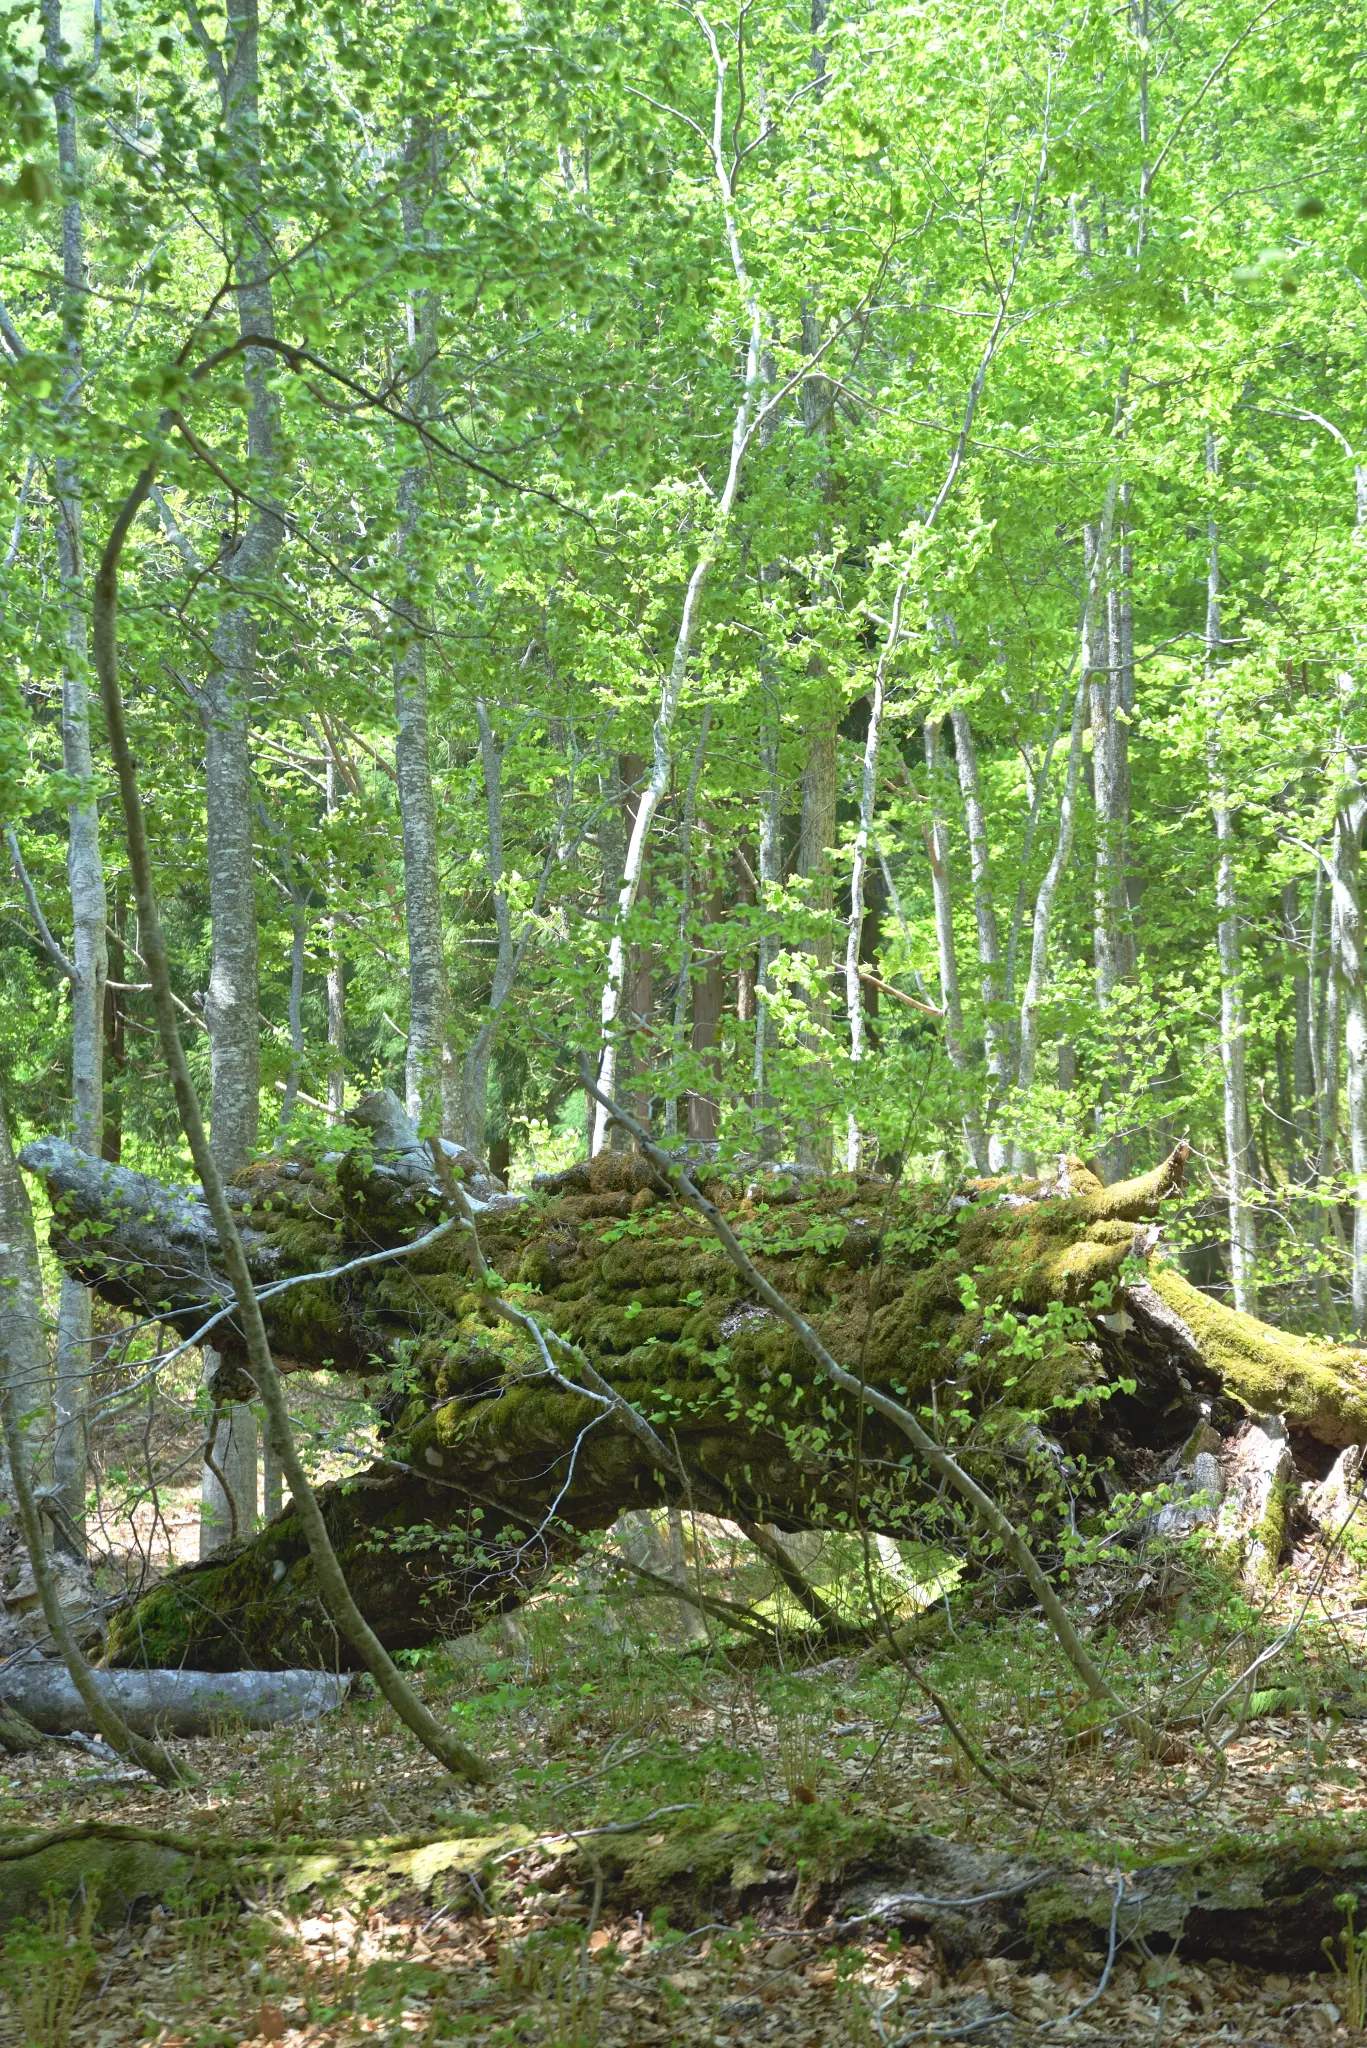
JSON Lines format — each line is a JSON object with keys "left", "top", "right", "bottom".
{"left": 4, "top": 1526, "right": 1367, "bottom": 2048}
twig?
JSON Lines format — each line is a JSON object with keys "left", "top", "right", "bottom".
{"left": 577, "top": 1066, "right": 1154, "bottom": 1746}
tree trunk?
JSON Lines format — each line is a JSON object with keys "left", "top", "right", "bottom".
{"left": 1332, "top": 778, "right": 1367, "bottom": 1333}
{"left": 1205, "top": 437, "right": 1257, "bottom": 1315}
{"left": 949, "top": 710, "right": 1008, "bottom": 1169}
{"left": 752, "top": 704, "right": 782, "bottom": 1142}
{"left": 0, "top": 1097, "right": 48, "bottom": 1510}
{"left": 1284, "top": 878, "right": 1315, "bottom": 1173}
{"left": 665, "top": 713, "right": 711, "bottom": 1139}
{"left": 591, "top": 104, "right": 769, "bottom": 1152}
{"left": 326, "top": 755, "right": 346, "bottom": 1119}
{"left": 844, "top": 589, "right": 903, "bottom": 1170}
{"left": 26, "top": 1120, "right": 1367, "bottom": 1670}
{"left": 1086, "top": 486, "right": 1129, "bottom": 1180}
{"left": 1014, "top": 678, "right": 1089, "bottom": 1158}
{"left": 460, "top": 699, "right": 518, "bottom": 1160}
{"left": 922, "top": 717, "right": 988, "bottom": 1172}
{"left": 43, "top": 0, "right": 107, "bottom": 1552}
{"left": 188, "top": 0, "right": 287, "bottom": 1553}
{"left": 392, "top": 126, "right": 458, "bottom": 1140}
{"left": 688, "top": 901, "right": 725, "bottom": 1145}
{"left": 797, "top": 715, "right": 838, "bottom": 1159}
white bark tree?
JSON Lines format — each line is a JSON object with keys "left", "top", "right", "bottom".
{"left": 1330, "top": 772, "right": 1367, "bottom": 1333}
{"left": 590, "top": 25, "right": 774, "bottom": 1153}
{"left": 1204, "top": 435, "right": 1257, "bottom": 1315}
{"left": 392, "top": 131, "right": 458, "bottom": 1139}
{"left": 922, "top": 718, "right": 988, "bottom": 1172}
{"left": 950, "top": 710, "right": 1010, "bottom": 1170}
{"left": 1014, "top": 676, "right": 1090, "bottom": 1147}
{"left": 186, "top": 0, "right": 288, "bottom": 1550}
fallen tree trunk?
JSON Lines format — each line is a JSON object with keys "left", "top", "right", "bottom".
{"left": 0, "top": 1656, "right": 350, "bottom": 1735}
{"left": 21, "top": 1109, "right": 1367, "bottom": 1669}
{"left": 3, "top": 1807, "right": 1366, "bottom": 1973}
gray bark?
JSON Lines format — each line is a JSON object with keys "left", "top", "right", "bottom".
{"left": 1085, "top": 488, "right": 1129, "bottom": 1180}
{"left": 591, "top": 67, "right": 769, "bottom": 1151}
{"left": 922, "top": 717, "right": 988, "bottom": 1172}
{"left": 844, "top": 587, "right": 905, "bottom": 1169}
{"left": 459, "top": 700, "right": 518, "bottom": 1159}
{"left": 949, "top": 710, "right": 1008, "bottom": 1169}
{"left": 1284, "top": 879, "right": 1315, "bottom": 1170}
{"left": 0, "top": 1658, "right": 348, "bottom": 1736}
{"left": 1014, "top": 677, "right": 1090, "bottom": 1158}
{"left": 187, "top": 0, "right": 288, "bottom": 1550}
{"left": 752, "top": 705, "right": 782, "bottom": 1139}
{"left": 199, "top": 1397, "right": 259, "bottom": 1557}
{"left": 1331, "top": 778, "right": 1367, "bottom": 1333}
{"left": 1205, "top": 437, "right": 1257, "bottom": 1314}
{"left": 0, "top": 1095, "right": 48, "bottom": 1506}
{"left": 392, "top": 131, "right": 458, "bottom": 1139}
{"left": 665, "top": 711, "right": 712, "bottom": 1139}
{"left": 393, "top": 464, "right": 456, "bottom": 1136}
{"left": 43, "top": 0, "right": 107, "bottom": 1550}
{"left": 326, "top": 759, "right": 346, "bottom": 1119}
{"left": 796, "top": 713, "right": 838, "bottom": 1166}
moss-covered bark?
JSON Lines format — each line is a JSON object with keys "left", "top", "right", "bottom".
{"left": 24, "top": 1124, "right": 1367, "bottom": 1669}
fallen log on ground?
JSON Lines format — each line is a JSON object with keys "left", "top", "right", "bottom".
{"left": 0, "top": 1657, "right": 350, "bottom": 1735}
{"left": 21, "top": 1100, "right": 1367, "bottom": 1669}
{"left": 3, "top": 1807, "right": 1366, "bottom": 1972}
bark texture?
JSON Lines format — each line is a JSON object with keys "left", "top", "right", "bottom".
{"left": 22, "top": 1108, "right": 1367, "bottom": 1670}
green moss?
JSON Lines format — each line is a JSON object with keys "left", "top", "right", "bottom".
{"left": 567, "top": 1798, "right": 909, "bottom": 1917}
{"left": 1251, "top": 1472, "right": 1291, "bottom": 1583}
{"left": 1150, "top": 1265, "right": 1367, "bottom": 1439}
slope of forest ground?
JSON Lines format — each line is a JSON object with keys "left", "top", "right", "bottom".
{"left": 5, "top": 1519, "right": 1367, "bottom": 2048}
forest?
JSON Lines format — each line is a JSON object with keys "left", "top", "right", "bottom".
{"left": 2, "top": 0, "right": 1367, "bottom": 2040}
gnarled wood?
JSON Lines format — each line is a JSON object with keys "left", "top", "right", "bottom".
{"left": 21, "top": 1120, "right": 1367, "bottom": 1669}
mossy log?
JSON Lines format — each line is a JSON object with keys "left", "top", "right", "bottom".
{"left": 4, "top": 1809, "right": 1367, "bottom": 1974}
{"left": 21, "top": 1116, "right": 1367, "bottom": 1670}
{"left": 561, "top": 1802, "right": 1367, "bottom": 1972}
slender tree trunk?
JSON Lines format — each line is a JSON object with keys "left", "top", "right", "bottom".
{"left": 1332, "top": 778, "right": 1367, "bottom": 1333}
{"left": 950, "top": 710, "right": 1008, "bottom": 1169}
{"left": 393, "top": 463, "right": 455, "bottom": 1136}
{"left": 392, "top": 130, "right": 457, "bottom": 1139}
{"left": 1205, "top": 436, "right": 1257, "bottom": 1314}
{"left": 326, "top": 757, "right": 345, "bottom": 1120}
{"left": 43, "top": 0, "right": 106, "bottom": 1552}
{"left": 752, "top": 706, "right": 782, "bottom": 1145}
{"left": 188, "top": 0, "right": 287, "bottom": 1553}
{"left": 923, "top": 717, "right": 988, "bottom": 1172}
{"left": 1285, "top": 879, "right": 1315, "bottom": 1173}
{"left": 1085, "top": 486, "right": 1129, "bottom": 1180}
{"left": 459, "top": 700, "right": 517, "bottom": 1160}
{"left": 102, "top": 885, "right": 126, "bottom": 1163}
{"left": 665, "top": 713, "right": 712, "bottom": 1138}
{"left": 688, "top": 892, "right": 725, "bottom": 1145}
{"left": 795, "top": 716, "right": 837, "bottom": 1167}
{"left": 591, "top": 75, "right": 769, "bottom": 1152}
{"left": 844, "top": 589, "right": 904, "bottom": 1169}
{"left": 668, "top": 1507, "right": 707, "bottom": 1642}
{"left": 1315, "top": 866, "right": 1344, "bottom": 1333}
{"left": 1014, "top": 677, "right": 1090, "bottom": 1164}
{"left": 0, "top": 1094, "right": 47, "bottom": 1509}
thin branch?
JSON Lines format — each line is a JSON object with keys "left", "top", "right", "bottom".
{"left": 5, "top": 830, "right": 75, "bottom": 979}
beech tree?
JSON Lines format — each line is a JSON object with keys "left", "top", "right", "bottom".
{"left": 1, "top": 0, "right": 1366, "bottom": 1574}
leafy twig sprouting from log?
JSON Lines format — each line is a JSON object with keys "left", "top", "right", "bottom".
{"left": 576, "top": 1063, "right": 1156, "bottom": 1746}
